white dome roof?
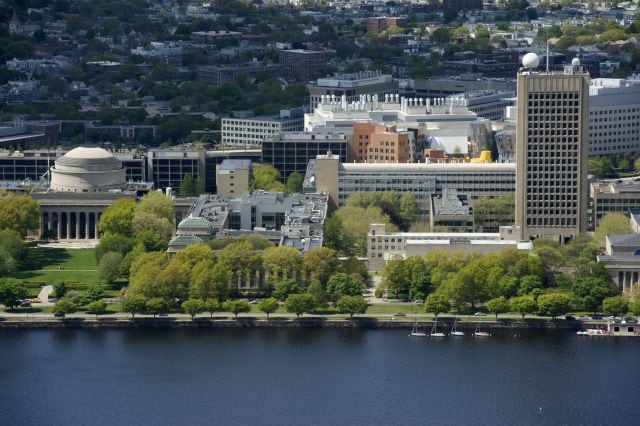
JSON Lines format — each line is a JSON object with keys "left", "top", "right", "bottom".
{"left": 64, "top": 146, "right": 116, "bottom": 159}
{"left": 522, "top": 53, "right": 540, "bottom": 69}
{"left": 50, "top": 146, "right": 125, "bottom": 192}
{"left": 55, "top": 146, "right": 121, "bottom": 169}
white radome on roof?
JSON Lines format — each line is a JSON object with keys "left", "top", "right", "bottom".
{"left": 522, "top": 53, "right": 540, "bottom": 69}
{"left": 571, "top": 58, "right": 581, "bottom": 66}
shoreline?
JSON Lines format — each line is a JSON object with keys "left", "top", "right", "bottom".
{"left": 0, "top": 317, "right": 601, "bottom": 330}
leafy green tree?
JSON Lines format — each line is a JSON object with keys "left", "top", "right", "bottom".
{"left": 339, "top": 256, "right": 368, "bottom": 282}
{"left": 257, "top": 297, "right": 279, "bottom": 319}
{"left": 573, "top": 276, "right": 618, "bottom": 314}
{"left": 0, "top": 278, "right": 28, "bottom": 309}
{"left": 52, "top": 299, "right": 77, "bottom": 319}
{"left": 487, "top": 296, "right": 509, "bottom": 320}
{"left": 398, "top": 192, "right": 419, "bottom": 227}
{"left": 425, "top": 293, "right": 450, "bottom": 318}
{"left": 53, "top": 281, "right": 69, "bottom": 299}
{"left": 262, "top": 246, "right": 302, "bottom": 283}
{"left": 630, "top": 299, "right": 640, "bottom": 317}
{"left": 286, "top": 172, "right": 304, "bottom": 194}
{"left": 381, "top": 257, "right": 409, "bottom": 299}
{"left": 302, "top": 247, "right": 340, "bottom": 286}
{"left": 326, "top": 272, "right": 364, "bottom": 302}
{"left": 334, "top": 206, "right": 397, "bottom": 256}
{"left": 509, "top": 295, "right": 537, "bottom": 320}
{"left": 602, "top": 296, "right": 629, "bottom": 317}
{"left": 588, "top": 156, "right": 614, "bottom": 179}
{"left": 98, "top": 198, "right": 136, "bottom": 236}
{"left": 190, "top": 260, "right": 231, "bottom": 302}
{"left": 284, "top": 293, "right": 316, "bottom": 318}
{"left": 518, "top": 275, "right": 544, "bottom": 296}
{"left": 593, "top": 212, "right": 633, "bottom": 245}
{"left": 404, "top": 256, "right": 430, "bottom": 301}
{"left": 537, "top": 293, "right": 572, "bottom": 320}
{"left": 181, "top": 299, "right": 206, "bottom": 320}
{"left": 95, "top": 233, "right": 135, "bottom": 262}
{"left": 306, "top": 279, "right": 327, "bottom": 307}
{"left": 98, "top": 251, "right": 123, "bottom": 284}
{"left": 336, "top": 295, "right": 368, "bottom": 318}
{"left": 85, "top": 285, "right": 104, "bottom": 303}
{"left": 132, "top": 191, "right": 175, "bottom": 243}
{"left": 272, "top": 279, "right": 302, "bottom": 301}
{"left": 86, "top": 300, "right": 107, "bottom": 318}
{"left": 146, "top": 298, "right": 169, "bottom": 318}
{"left": 128, "top": 251, "right": 166, "bottom": 298}
{"left": 122, "top": 295, "right": 147, "bottom": 318}
{"left": 251, "top": 164, "right": 283, "bottom": 191}
{"left": 205, "top": 299, "right": 220, "bottom": 318}
{"left": 179, "top": 174, "right": 199, "bottom": 197}
{"left": 323, "top": 214, "right": 344, "bottom": 253}
{"left": 0, "top": 194, "right": 40, "bottom": 237}
{"left": 222, "top": 300, "right": 251, "bottom": 319}
{"left": 217, "top": 241, "right": 262, "bottom": 294}
{"left": 0, "top": 230, "right": 26, "bottom": 275}
{"left": 472, "top": 196, "right": 515, "bottom": 232}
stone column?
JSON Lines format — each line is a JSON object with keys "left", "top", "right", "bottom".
{"left": 75, "top": 213, "right": 80, "bottom": 240}
{"left": 66, "top": 213, "right": 71, "bottom": 240}
{"left": 94, "top": 213, "right": 99, "bottom": 240}
{"left": 56, "top": 212, "right": 62, "bottom": 240}
{"left": 48, "top": 213, "right": 53, "bottom": 236}
{"left": 85, "top": 212, "right": 90, "bottom": 240}
{"left": 40, "top": 213, "right": 45, "bottom": 239}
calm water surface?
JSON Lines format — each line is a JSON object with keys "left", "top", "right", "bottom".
{"left": 1, "top": 328, "right": 638, "bottom": 426}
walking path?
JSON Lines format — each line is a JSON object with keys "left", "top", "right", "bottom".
{"left": 37, "top": 285, "right": 53, "bottom": 303}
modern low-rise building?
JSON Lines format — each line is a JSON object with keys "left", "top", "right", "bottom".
{"left": 221, "top": 108, "right": 305, "bottom": 147}
{"left": 308, "top": 71, "right": 398, "bottom": 110}
{"left": 279, "top": 49, "right": 333, "bottom": 81}
{"left": 216, "top": 159, "right": 251, "bottom": 197}
{"left": 196, "top": 61, "right": 280, "bottom": 84}
{"left": 590, "top": 179, "right": 640, "bottom": 229}
{"left": 367, "top": 223, "right": 531, "bottom": 271}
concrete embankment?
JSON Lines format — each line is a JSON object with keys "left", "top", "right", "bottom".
{"left": 0, "top": 317, "right": 593, "bottom": 330}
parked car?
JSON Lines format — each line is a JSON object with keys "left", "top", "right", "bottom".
{"left": 565, "top": 315, "right": 575, "bottom": 320}
{"left": 591, "top": 314, "right": 603, "bottom": 320}
{"left": 393, "top": 313, "right": 406, "bottom": 317}
{"left": 48, "top": 297, "right": 58, "bottom": 303}
{"left": 30, "top": 298, "right": 41, "bottom": 304}
{"left": 20, "top": 300, "right": 31, "bottom": 307}
{"left": 474, "top": 312, "right": 487, "bottom": 316}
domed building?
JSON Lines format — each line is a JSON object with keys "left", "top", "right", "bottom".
{"left": 50, "top": 147, "right": 126, "bottom": 192}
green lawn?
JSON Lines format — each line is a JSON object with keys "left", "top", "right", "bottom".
{"left": 11, "top": 247, "right": 101, "bottom": 287}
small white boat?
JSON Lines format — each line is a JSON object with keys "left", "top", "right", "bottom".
{"left": 473, "top": 323, "right": 491, "bottom": 337}
{"left": 577, "top": 329, "right": 608, "bottom": 336}
{"left": 410, "top": 318, "right": 427, "bottom": 337}
{"left": 451, "top": 317, "right": 465, "bottom": 336}
{"left": 430, "top": 318, "right": 446, "bottom": 337}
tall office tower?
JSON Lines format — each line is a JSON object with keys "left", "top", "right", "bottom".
{"left": 515, "top": 54, "right": 590, "bottom": 242}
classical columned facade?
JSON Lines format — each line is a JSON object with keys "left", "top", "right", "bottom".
{"left": 33, "top": 192, "right": 135, "bottom": 240}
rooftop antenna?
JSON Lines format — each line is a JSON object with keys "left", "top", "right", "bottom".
{"left": 546, "top": 39, "right": 550, "bottom": 73}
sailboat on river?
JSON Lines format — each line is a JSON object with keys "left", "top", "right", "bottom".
{"left": 451, "top": 317, "right": 465, "bottom": 336}
{"left": 410, "top": 317, "right": 427, "bottom": 337}
{"left": 430, "top": 317, "right": 446, "bottom": 337}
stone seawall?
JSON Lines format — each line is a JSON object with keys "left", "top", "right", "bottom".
{"left": 0, "top": 317, "right": 590, "bottom": 330}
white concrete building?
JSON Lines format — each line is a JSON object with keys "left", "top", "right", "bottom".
{"left": 221, "top": 109, "right": 305, "bottom": 147}
{"left": 588, "top": 76, "right": 640, "bottom": 155}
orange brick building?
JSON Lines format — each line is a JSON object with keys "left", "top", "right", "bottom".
{"left": 353, "top": 123, "right": 410, "bottom": 163}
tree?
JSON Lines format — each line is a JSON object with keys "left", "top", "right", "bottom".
{"left": 133, "top": 191, "right": 175, "bottom": 240}
{"left": 98, "top": 251, "right": 123, "bottom": 284}
{"left": 0, "top": 230, "right": 26, "bottom": 275}
{"left": 98, "top": 198, "right": 136, "bottom": 236}
{"left": 222, "top": 300, "right": 251, "bottom": 319}
{"left": 146, "top": 297, "right": 169, "bottom": 318}
{"left": 425, "top": 293, "right": 450, "bottom": 318}
{"left": 0, "top": 194, "right": 40, "bottom": 237}
{"left": 262, "top": 246, "right": 302, "bottom": 284}
{"left": 602, "top": 296, "right": 629, "bottom": 317}
{"left": 306, "top": 279, "right": 327, "bottom": 308}
{"left": 251, "top": 164, "right": 283, "bottom": 191}
{"left": 630, "top": 299, "right": 640, "bottom": 317}
{"left": 272, "top": 279, "right": 302, "bottom": 301}
{"left": 190, "top": 260, "right": 231, "bottom": 302}
{"left": 509, "top": 295, "right": 537, "bottom": 320}
{"left": 593, "top": 213, "right": 633, "bottom": 245}
{"left": 518, "top": 275, "right": 544, "bottom": 296}
{"left": 217, "top": 241, "right": 262, "bottom": 294}
{"left": 398, "top": 192, "right": 419, "bottom": 228}
{"left": 381, "top": 257, "right": 409, "bottom": 299}
{"left": 573, "top": 276, "right": 618, "bottom": 314}
{"left": 53, "top": 281, "right": 68, "bottom": 299}
{"left": 336, "top": 295, "right": 368, "bottom": 318}
{"left": 302, "top": 247, "right": 340, "bottom": 285}
{"left": 286, "top": 172, "right": 304, "bottom": 194}
{"left": 85, "top": 285, "right": 104, "bottom": 303}
{"left": 205, "top": 300, "right": 220, "bottom": 318}
{"left": 285, "top": 294, "right": 316, "bottom": 318}
{"left": 326, "top": 272, "right": 365, "bottom": 302}
{"left": 257, "top": 297, "right": 279, "bottom": 319}
{"left": 132, "top": 211, "right": 174, "bottom": 243}
{"left": 52, "top": 299, "right": 77, "bottom": 319}
{"left": 128, "top": 251, "right": 166, "bottom": 299}
{"left": 334, "top": 206, "right": 397, "bottom": 256}
{"left": 487, "top": 296, "right": 509, "bottom": 320}
{"left": 0, "top": 278, "right": 28, "bottom": 309}
{"left": 179, "top": 174, "right": 199, "bottom": 197}
{"left": 86, "top": 300, "right": 107, "bottom": 318}
{"left": 323, "top": 214, "right": 344, "bottom": 253}
{"left": 122, "top": 295, "right": 147, "bottom": 319}
{"left": 95, "top": 234, "right": 135, "bottom": 262}
{"left": 404, "top": 256, "right": 431, "bottom": 301}
{"left": 181, "top": 299, "right": 206, "bottom": 320}
{"left": 537, "top": 293, "right": 572, "bottom": 320}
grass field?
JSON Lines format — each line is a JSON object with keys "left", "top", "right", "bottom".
{"left": 12, "top": 247, "right": 101, "bottom": 288}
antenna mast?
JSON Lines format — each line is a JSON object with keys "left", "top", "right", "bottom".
{"left": 546, "top": 40, "right": 550, "bottom": 73}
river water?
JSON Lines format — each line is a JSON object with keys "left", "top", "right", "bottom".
{"left": 1, "top": 328, "right": 637, "bottom": 425}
